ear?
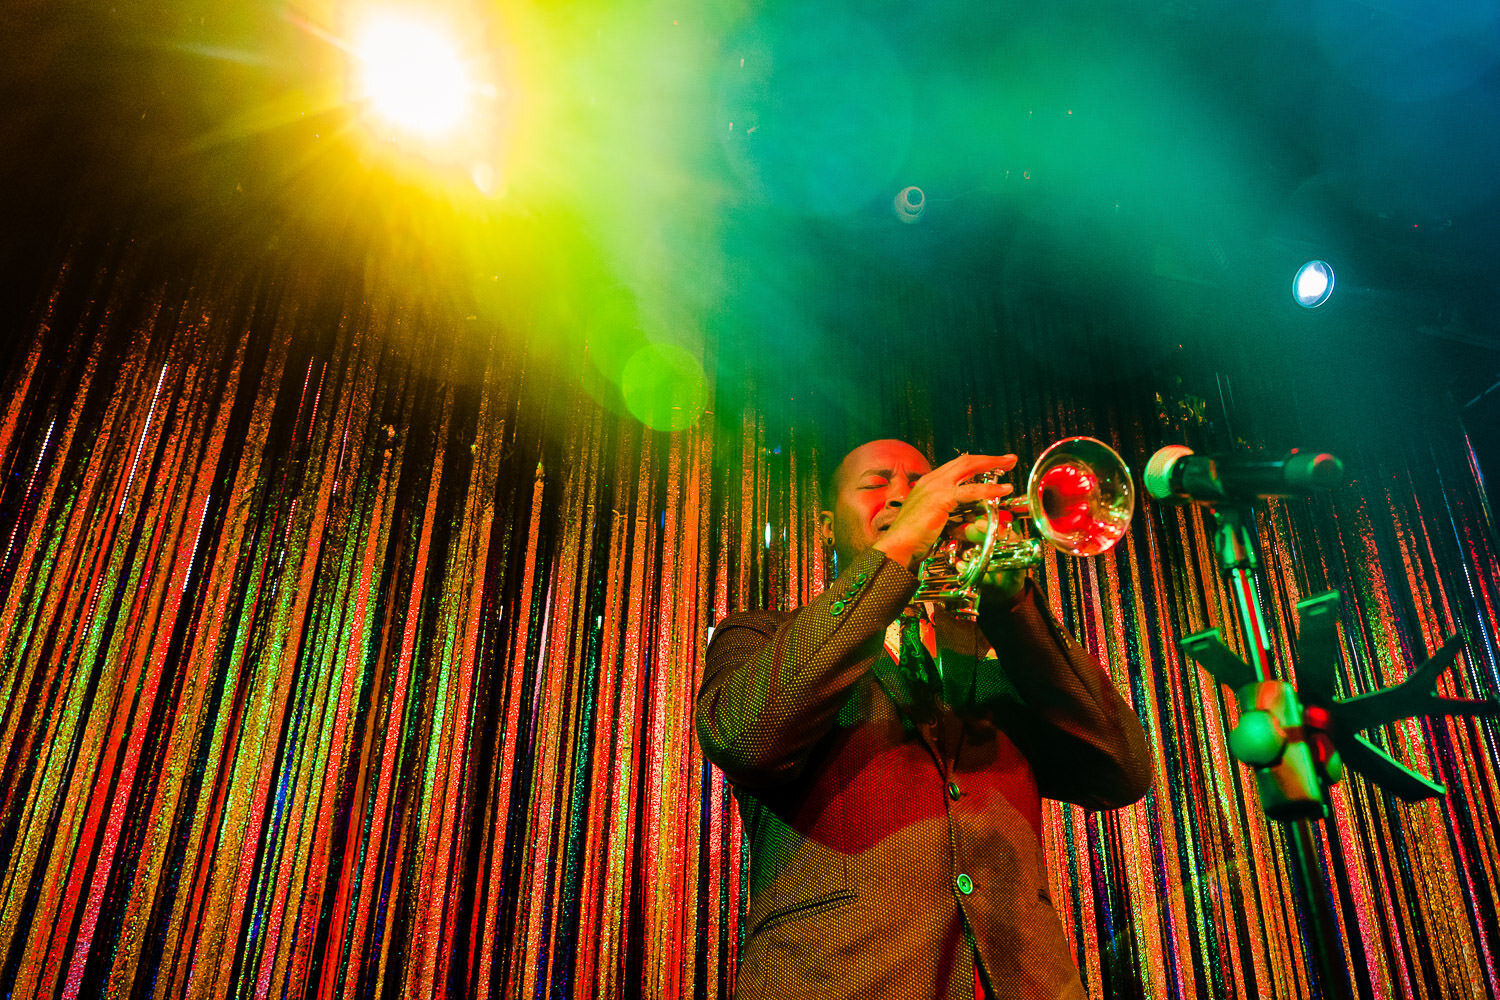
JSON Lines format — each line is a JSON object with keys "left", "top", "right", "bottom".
{"left": 817, "top": 510, "right": 835, "bottom": 547}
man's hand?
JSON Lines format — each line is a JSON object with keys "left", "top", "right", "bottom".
{"left": 872, "top": 453, "right": 1017, "bottom": 572}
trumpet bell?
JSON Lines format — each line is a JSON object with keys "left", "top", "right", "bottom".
{"left": 1029, "top": 436, "right": 1133, "bottom": 557}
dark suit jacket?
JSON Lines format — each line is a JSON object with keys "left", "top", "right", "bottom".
{"left": 696, "top": 546, "right": 1152, "bottom": 1000}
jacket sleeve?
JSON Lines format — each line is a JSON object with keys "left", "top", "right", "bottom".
{"left": 695, "top": 547, "right": 917, "bottom": 790}
{"left": 977, "top": 579, "right": 1153, "bottom": 810}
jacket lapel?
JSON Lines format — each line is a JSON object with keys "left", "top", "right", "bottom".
{"left": 869, "top": 653, "right": 947, "bottom": 767}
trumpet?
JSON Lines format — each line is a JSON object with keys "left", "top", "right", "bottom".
{"left": 914, "top": 436, "right": 1135, "bottom": 619}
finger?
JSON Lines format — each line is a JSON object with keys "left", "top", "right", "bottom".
{"left": 960, "top": 512, "right": 1020, "bottom": 536}
{"left": 961, "top": 510, "right": 1016, "bottom": 543}
{"left": 930, "top": 453, "right": 1018, "bottom": 483}
{"left": 952, "top": 481, "right": 1014, "bottom": 506}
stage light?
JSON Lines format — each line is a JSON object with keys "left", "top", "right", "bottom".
{"left": 352, "top": 13, "right": 471, "bottom": 139}
{"left": 1293, "top": 260, "right": 1335, "bottom": 308}
{"left": 893, "top": 185, "right": 925, "bottom": 224}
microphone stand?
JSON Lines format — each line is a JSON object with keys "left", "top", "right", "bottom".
{"left": 1188, "top": 504, "right": 1352, "bottom": 1000}
{"left": 1176, "top": 496, "right": 1498, "bottom": 1000}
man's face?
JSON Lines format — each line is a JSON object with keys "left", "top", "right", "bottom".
{"left": 820, "top": 439, "right": 932, "bottom": 568}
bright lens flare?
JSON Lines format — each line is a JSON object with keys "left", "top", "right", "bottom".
{"left": 353, "top": 15, "right": 470, "bottom": 138}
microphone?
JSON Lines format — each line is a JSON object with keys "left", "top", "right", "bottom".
{"left": 1145, "top": 446, "right": 1345, "bottom": 502}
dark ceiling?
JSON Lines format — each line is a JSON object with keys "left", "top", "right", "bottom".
{"left": 710, "top": 0, "right": 1500, "bottom": 338}
{"left": 2, "top": 0, "right": 1498, "bottom": 405}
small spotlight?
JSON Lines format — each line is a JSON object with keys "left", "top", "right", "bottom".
{"left": 893, "top": 185, "right": 925, "bottom": 224}
{"left": 352, "top": 14, "right": 471, "bottom": 139}
{"left": 1293, "top": 260, "right": 1335, "bottom": 308}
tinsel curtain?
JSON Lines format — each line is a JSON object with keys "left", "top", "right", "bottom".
{"left": 1, "top": 246, "right": 1498, "bottom": 1000}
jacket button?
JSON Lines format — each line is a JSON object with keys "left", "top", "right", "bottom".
{"left": 947, "top": 781, "right": 961, "bottom": 801}
{"left": 831, "top": 599, "right": 846, "bottom": 616}
{"left": 956, "top": 874, "right": 974, "bottom": 895}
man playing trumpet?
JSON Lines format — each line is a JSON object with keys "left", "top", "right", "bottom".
{"left": 696, "top": 438, "right": 1152, "bottom": 999}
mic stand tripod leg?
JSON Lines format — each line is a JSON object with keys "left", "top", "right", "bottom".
{"left": 1288, "top": 819, "right": 1355, "bottom": 1000}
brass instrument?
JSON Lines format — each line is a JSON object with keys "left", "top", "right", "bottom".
{"left": 914, "top": 436, "right": 1135, "bottom": 619}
